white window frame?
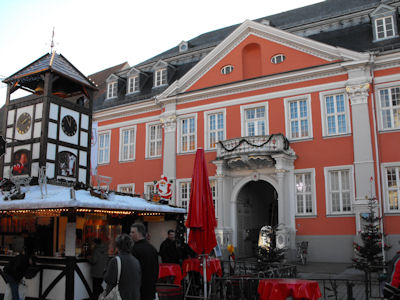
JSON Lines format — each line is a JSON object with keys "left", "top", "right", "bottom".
{"left": 107, "top": 82, "right": 118, "bottom": 99}
{"left": 117, "top": 183, "right": 135, "bottom": 195}
{"left": 154, "top": 68, "right": 167, "bottom": 87}
{"left": 209, "top": 177, "right": 218, "bottom": 219}
{"left": 119, "top": 125, "right": 136, "bottom": 162}
{"left": 319, "top": 89, "right": 351, "bottom": 137}
{"left": 284, "top": 95, "right": 313, "bottom": 141}
{"left": 177, "top": 113, "right": 197, "bottom": 154}
{"left": 176, "top": 178, "right": 191, "bottom": 209}
{"left": 204, "top": 109, "right": 226, "bottom": 150}
{"left": 98, "top": 130, "right": 111, "bottom": 165}
{"left": 127, "top": 76, "right": 139, "bottom": 94}
{"left": 145, "top": 122, "right": 163, "bottom": 158}
{"left": 324, "top": 165, "right": 355, "bottom": 215}
{"left": 381, "top": 162, "right": 400, "bottom": 213}
{"left": 221, "top": 65, "right": 234, "bottom": 75}
{"left": 240, "top": 102, "right": 269, "bottom": 137}
{"left": 375, "top": 16, "right": 395, "bottom": 40}
{"left": 144, "top": 182, "right": 156, "bottom": 201}
{"left": 376, "top": 84, "right": 400, "bottom": 131}
{"left": 294, "top": 169, "right": 316, "bottom": 216}
{"left": 271, "top": 54, "right": 286, "bottom": 64}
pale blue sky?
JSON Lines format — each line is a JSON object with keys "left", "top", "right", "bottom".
{"left": 0, "top": 0, "right": 322, "bottom": 105}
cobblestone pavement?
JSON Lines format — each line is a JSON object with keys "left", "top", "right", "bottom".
{"left": 297, "top": 262, "right": 384, "bottom": 300}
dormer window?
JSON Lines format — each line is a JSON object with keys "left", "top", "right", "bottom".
{"left": 154, "top": 68, "right": 167, "bottom": 87}
{"left": 370, "top": 4, "right": 398, "bottom": 42}
{"left": 127, "top": 76, "right": 139, "bottom": 94}
{"left": 375, "top": 16, "right": 394, "bottom": 40}
{"left": 107, "top": 82, "right": 117, "bottom": 99}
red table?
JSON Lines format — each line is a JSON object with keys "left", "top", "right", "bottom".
{"left": 258, "top": 279, "right": 322, "bottom": 300}
{"left": 182, "top": 258, "right": 222, "bottom": 282}
{"left": 158, "top": 263, "right": 183, "bottom": 285}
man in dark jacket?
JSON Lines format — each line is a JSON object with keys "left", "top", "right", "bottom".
{"left": 89, "top": 238, "right": 109, "bottom": 299}
{"left": 4, "top": 251, "right": 30, "bottom": 300}
{"left": 130, "top": 223, "right": 159, "bottom": 300}
{"left": 159, "top": 230, "right": 179, "bottom": 264}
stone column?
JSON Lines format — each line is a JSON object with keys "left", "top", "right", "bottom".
{"left": 346, "top": 83, "right": 375, "bottom": 201}
{"left": 160, "top": 103, "right": 177, "bottom": 205}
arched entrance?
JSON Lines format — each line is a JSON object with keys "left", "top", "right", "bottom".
{"left": 236, "top": 180, "right": 278, "bottom": 258}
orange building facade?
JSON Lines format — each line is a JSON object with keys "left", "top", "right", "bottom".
{"left": 93, "top": 1, "right": 400, "bottom": 262}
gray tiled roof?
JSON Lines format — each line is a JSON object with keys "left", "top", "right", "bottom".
{"left": 4, "top": 53, "right": 96, "bottom": 89}
{"left": 138, "top": 0, "right": 381, "bottom": 66}
{"left": 94, "top": 0, "right": 395, "bottom": 112}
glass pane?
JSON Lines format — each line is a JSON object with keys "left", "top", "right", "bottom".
{"left": 341, "top": 170, "right": 350, "bottom": 190}
{"left": 182, "top": 120, "right": 188, "bottom": 134}
{"left": 382, "top": 110, "right": 392, "bottom": 129}
{"left": 305, "top": 173, "right": 311, "bottom": 192}
{"left": 327, "top": 116, "right": 336, "bottom": 134}
{"left": 306, "top": 194, "right": 312, "bottom": 213}
{"left": 246, "top": 109, "right": 255, "bottom": 120}
{"left": 326, "top": 96, "right": 334, "bottom": 114}
{"left": 256, "top": 107, "right": 265, "bottom": 118}
{"left": 332, "top": 192, "right": 340, "bottom": 212}
{"left": 209, "top": 115, "right": 216, "bottom": 130}
{"left": 189, "top": 118, "right": 195, "bottom": 133}
{"left": 338, "top": 115, "right": 346, "bottom": 133}
{"left": 299, "top": 100, "right": 307, "bottom": 118}
{"left": 209, "top": 132, "right": 216, "bottom": 148}
{"left": 336, "top": 95, "right": 345, "bottom": 113}
{"left": 297, "top": 195, "right": 304, "bottom": 214}
{"left": 391, "top": 88, "right": 400, "bottom": 106}
{"left": 217, "top": 113, "right": 224, "bottom": 129}
{"left": 300, "top": 119, "right": 308, "bottom": 137}
{"left": 290, "top": 102, "right": 298, "bottom": 119}
{"left": 342, "top": 192, "right": 351, "bottom": 211}
{"left": 258, "top": 121, "right": 265, "bottom": 135}
{"left": 330, "top": 171, "right": 339, "bottom": 191}
{"left": 387, "top": 168, "right": 397, "bottom": 188}
{"left": 394, "top": 109, "right": 400, "bottom": 128}
{"left": 291, "top": 121, "right": 299, "bottom": 138}
{"left": 182, "top": 136, "right": 187, "bottom": 151}
{"left": 380, "top": 90, "right": 390, "bottom": 107}
{"left": 248, "top": 122, "right": 255, "bottom": 136}
{"left": 389, "top": 191, "right": 398, "bottom": 210}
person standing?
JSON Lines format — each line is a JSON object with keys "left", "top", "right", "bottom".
{"left": 3, "top": 248, "right": 31, "bottom": 300}
{"left": 103, "top": 234, "right": 141, "bottom": 300}
{"left": 159, "top": 229, "right": 179, "bottom": 264}
{"left": 130, "top": 223, "right": 159, "bottom": 300}
{"left": 88, "top": 238, "right": 108, "bottom": 299}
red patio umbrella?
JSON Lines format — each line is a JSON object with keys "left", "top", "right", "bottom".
{"left": 186, "top": 148, "right": 217, "bottom": 299}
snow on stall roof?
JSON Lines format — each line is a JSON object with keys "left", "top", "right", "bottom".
{"left": 0, "top": 184, "right": 186, "bottom": 214}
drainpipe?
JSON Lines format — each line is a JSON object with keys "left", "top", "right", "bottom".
{"left": 369, "top": 52, "right": 386, "bottom": 266}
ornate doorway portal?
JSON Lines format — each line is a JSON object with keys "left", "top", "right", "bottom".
{"left": 236, "top": 180, "right": 278, "bottom": 258}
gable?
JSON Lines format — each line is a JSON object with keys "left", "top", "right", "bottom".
{"left": 370, "top": 4, "right": 396, "bottom": 17}
{"left": 187, "top": 34, "right": 335, "bottom": 92}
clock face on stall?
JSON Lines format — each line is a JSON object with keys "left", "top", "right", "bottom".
{"left": 16, "top": 112, "right": 32, "bottom": 134}
{"left": 61, "top": 115, "right": 77, "bottom": 136}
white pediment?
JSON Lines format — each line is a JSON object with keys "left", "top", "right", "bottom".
{"left": 106, "top": 74, "right": 119, "bottom": 83}
{"left": 127, "top": 67, "right": 142, "bottom": 76}
{"left": 152, "top": 60, "right": 169, "bottom": 70}
{"left": 161, "top": 19, "right": 368, "bottom": 96}
{"left": 370, "top": 4, "right": 396, "bottom": 17}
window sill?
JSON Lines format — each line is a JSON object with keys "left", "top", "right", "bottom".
{"left": 145, "top": 155, "right": 162, "bottom": 160}
{"left": 118, "top": 159, "right": 136, "bottom": 163}
{"left": 98, "top": 162, "right": 110, "bottom": 166}
{"left": 326, "top": 213, "right": 355, "bottom": 217}
{"left": 383, "top": 212, "right": 400, "bottom": 216}
{"left": 295, "top": 214, "right": 317, "bottom": 218}
{"left": 378, "top": 128, "right": 400, "bottom": 134}
{"left": 322, "top": 133, "right": 352, "bottom": 139}
{"left": 373, "top": 35, "right": 399, "bottom": 43}
{"left": 126, "top": 91, "right": 140, "bottom": 95}
{"left": 288, "top": 137, "right": 313, "bottom": 143}
{"left": 177, "top": 151, "right": 197, "bottom": 155}
{"left": 153, "top": 84, "right": 168, "bottom": 89}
